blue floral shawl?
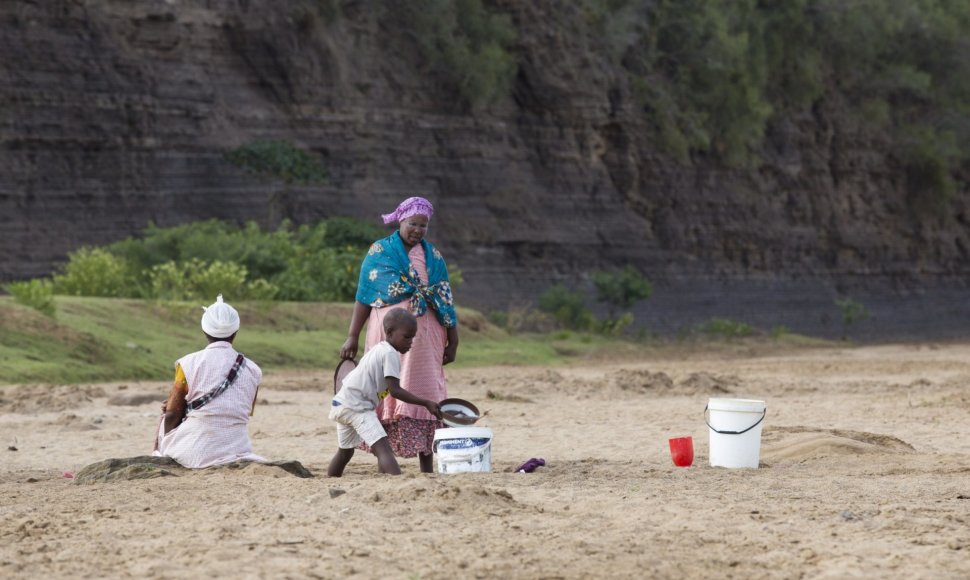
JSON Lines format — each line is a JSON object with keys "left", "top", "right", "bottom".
{"left": 355, "top": 232, "right": 458, "bottom": 328}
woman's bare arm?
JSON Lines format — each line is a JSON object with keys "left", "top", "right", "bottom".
{"left": 339, "top": 301, "right": 372, "bottom": 360}
{"left": 162, "top": 370, "right": 188, "bottom": 434}
{"left": 443, "top": 325, "right": 459, "bottom": 365}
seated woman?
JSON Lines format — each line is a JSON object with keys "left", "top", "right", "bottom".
{"left": 153, "top": 295, "right": 265, "bottom": 468}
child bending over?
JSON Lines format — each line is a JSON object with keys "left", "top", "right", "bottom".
{"left": 328, "top": 309, "right": 441, "bottom": 476}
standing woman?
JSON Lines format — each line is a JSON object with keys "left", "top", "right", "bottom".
{"left": 339, "top": 196, "right": 459, "bottom": 473}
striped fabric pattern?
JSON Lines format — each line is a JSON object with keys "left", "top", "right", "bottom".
{"left": 153, "top": 342, "right": 265, "bottom": 468}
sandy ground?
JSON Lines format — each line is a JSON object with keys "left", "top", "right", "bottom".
{"left": 2, "top": 342, "right": 970, "bottom": 579}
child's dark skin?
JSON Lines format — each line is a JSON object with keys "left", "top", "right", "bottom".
{"left": 328, "top": 315, "right": 441, "bottom": 476}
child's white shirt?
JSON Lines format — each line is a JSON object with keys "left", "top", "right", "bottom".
{"left": 332, "top": 341, "right": 401, "bottom": 412}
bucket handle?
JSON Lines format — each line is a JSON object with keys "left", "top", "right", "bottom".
{"left": 704, "top": 405, "right": 766, "bottom": 435}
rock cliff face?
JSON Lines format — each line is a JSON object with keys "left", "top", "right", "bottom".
{"left": 2, "top": 1, "right": 968, "bottom": 338}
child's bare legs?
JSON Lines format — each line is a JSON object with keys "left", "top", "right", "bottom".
{"left": 374, "top": 449, "right": 388, "bottom": 474}
{"left": 419, "top": 451, "right": 434, "bottom": 473}
{"left": 328, "top": 448, "right": 354, "bottom": 477}
{"left": 373, "top": 446, "right": 430, "bottom": 474}
{"left": 371, "top": 438, "right": 402, "bottom": 475}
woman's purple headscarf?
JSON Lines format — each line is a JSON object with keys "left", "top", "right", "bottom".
{"left": 381, "top": 196, "right": 434, "bottom": 225}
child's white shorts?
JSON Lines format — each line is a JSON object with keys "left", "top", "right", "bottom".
{"left": 329, "top": 403, "right": 387, "bottom": 449}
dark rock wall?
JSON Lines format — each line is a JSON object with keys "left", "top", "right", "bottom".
{"left": 1, "top": 1, "right": 968, "bottom": 338}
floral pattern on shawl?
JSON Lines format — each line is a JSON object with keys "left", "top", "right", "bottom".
{"left": 355, "top": 232, "right": 458, "bottom": 328}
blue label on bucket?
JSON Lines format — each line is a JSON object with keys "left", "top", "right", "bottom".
{"left": 437, "top": 437, "right": 490, "bottom": 450}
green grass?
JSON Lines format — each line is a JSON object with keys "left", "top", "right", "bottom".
{"left": 0, "top": 297, "right": 833, "bottom": 385}
{"left": 0, "top": 297, "right": 348, "bottom": 384}
{"left": 0, "top": 297, "right": 640, "bottom": 385}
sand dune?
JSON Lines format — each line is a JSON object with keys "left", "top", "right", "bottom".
{"left": 761, "top": 426, "right": 915, "bottom": 464}
{"left": 2, "top": 342, "right": 970, "bottom": 578}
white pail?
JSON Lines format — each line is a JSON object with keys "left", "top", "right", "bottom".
{"left": 706, "top": 398, "right": 766, "bottom": 468}
{"left": 433, "top": 427, "right": 492, "bottom": 474}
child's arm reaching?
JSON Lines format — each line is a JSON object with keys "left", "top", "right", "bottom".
{"left": 385, "top": 377, "right": 441, "bottom": 418}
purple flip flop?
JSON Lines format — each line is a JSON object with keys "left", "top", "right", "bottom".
{"left": 514, "top": 457, "right": 546, "bottom": 473}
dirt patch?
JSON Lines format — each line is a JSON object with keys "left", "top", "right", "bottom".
{"left": 361, "top": 478, "right": 526, "bottom": 516}
{"left": 485, "top": 390, "right": 534, "bottom": 403}
{"left": 464, "top": 369, "right": 565, "bottom": 398}
{"left": 677, "top": 372, "right": 737, "bottom": 395}
{"left": 258, "top": 373, "right": 327, "bottom": 392}
{"left": 561, "top": 369, "right": 737, "bottom": 398}
{"left": 607, "top": 369, "right": 675, "bottom": 393}
{"left": 73, "top": 456, "right": 314, "bottom": 484}
{"left": 48, "top": 413, "right": 100, "bottom": 431}
{"left": 107, "top": 393, "right": 162, "bottom": 406}
{"left": 0, "top": 384, "right": 107, "bottom": 413}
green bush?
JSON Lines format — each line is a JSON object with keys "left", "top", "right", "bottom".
{"left": 496, "top": 303, "right": 557, "bottom": 334}
{"left": 486, "top": 310, "right": 509, "bottom": 329}
{"left": 538, "top": 285, "right": 594, "bottom": 331}
{"left": 895, "top": 125, "right": 960, "bottom": 212}
{"left": 53, "top": 248, "right": 134, "bottom": 297}
{"left": 52, "top": 218, "right": 378, "bottom": 302}
{"left": 147, "top": 261, "right": 191, "bottom": 301}
{"left": 147, "top": 259, "right": 278, "bottom": 302}
{"left": 149, "top": 259, "right": 249, "bottom": 302}
{"left": 192, "top": 260, "right": 250, "bottom": 301}
{"left": 703, "top": 318, "right": 755, "bottom": 339}
{"left": 596, "top": 311, "right": 634, "bottom": 336}
{"left": 771, "top": 325, "right": 791, "bottom": 338}
{"left": 630, "top": 0, "right": 773, "bottom": 166}
{"left": 225, "top": 140, "right": 328, "bottom": 184}
{"left": 591, "top": 266, "right": 652, "bottom": 319}
{"left": 112, "top": 220, "right": 298, "bottom": 282}
{"left": 538, "top": 270, "right": 649, "bottom": 336}
{"left": 812, "top": 0, "right": 969, "bottom": 208}
{"left": 273, "top": 248, "right": 358, "bottom": 302}
{"left": 448, "top": 266, "right": 464, "bottom": 290}
{"left": 272, "top": 221, "right": 375, "bottom": 301}
{"left": 243, "top": 279, "right": 280, "bottom": 302}
{"left": 617, "top": 0, "right": 970, "bottom": 182}
{"left": 318, "top": 216, "right": 385, "bottom": 248}
{"left": 405, "top": 0, "right": 518, "bottom": 109}
{"left": 6, "top": 279, "right": 56, "bottom": 316}
{"left": 835, "top": 297, "right": 871, "bottom": 340}
{"left": 581, "top": 0, "right": 636, "bottom": 38}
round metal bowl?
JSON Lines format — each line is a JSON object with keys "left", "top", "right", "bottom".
{"left": 439, "top": 398, "right": 481, "bottom": 427}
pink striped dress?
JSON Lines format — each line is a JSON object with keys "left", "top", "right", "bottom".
{"left": 363, "top": 244, "right": 447, "bottom": 457}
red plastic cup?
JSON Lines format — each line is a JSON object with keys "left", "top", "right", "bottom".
{"left": 669, "top": 436, "right": 694, "bottom": 467}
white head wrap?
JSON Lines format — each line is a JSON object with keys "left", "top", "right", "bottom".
{"left": 200, "top": 294, "right": 240, "bottom": 338}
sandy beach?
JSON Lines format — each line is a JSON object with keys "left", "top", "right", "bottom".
{"left": 2, "top": 341, "right": 969, "bottom": 579}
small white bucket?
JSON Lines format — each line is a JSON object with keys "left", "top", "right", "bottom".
{"left": 433, "top": 427, "right": 492, "bottom": 474}
{"left": 706, "top": 398, "right": 766, "bottom": 468}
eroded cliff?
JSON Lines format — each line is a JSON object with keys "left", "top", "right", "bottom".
{"left": 2, "top": 1, "right": 968, "bottom": 338}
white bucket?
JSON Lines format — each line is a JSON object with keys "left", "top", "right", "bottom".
{"left": 433, "top": 427, "right": 492, "bottom": 474}
{"left": 706, "top": 398, "right": 766, "bottom": 468}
